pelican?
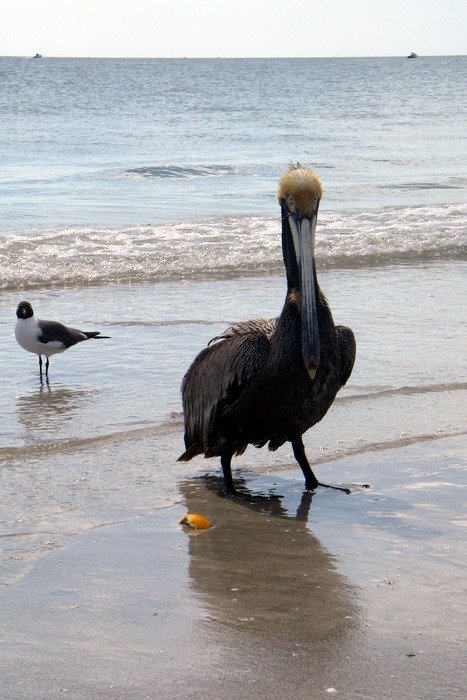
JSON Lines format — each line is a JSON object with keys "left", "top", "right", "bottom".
{"left": 179, "top": 165, "right": 356, "bottom": 498}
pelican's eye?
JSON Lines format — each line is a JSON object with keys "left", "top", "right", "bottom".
{"left": 287, "top": 195, "right": 296, "bottom": 214}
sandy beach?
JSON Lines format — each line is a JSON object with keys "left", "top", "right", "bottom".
{"left": 1, "top": 429, "right": 465, "bottom": 699}
{"left": 1, "top": 264, "right": 466, "bottom": 698}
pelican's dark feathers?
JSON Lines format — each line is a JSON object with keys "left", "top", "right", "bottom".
{"left": 179, "top": 293, "right": 355, "bottom": 462}
{"left": 178, "top": 164, "right": 356, "bottom": 496}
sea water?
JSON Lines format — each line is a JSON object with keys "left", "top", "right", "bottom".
{"left": 0, "top": 56, "right": 466, "bottom": 586}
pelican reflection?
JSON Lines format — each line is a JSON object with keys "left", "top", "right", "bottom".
{"left": 179, "top": 476, "right": 361, "bottom": 647}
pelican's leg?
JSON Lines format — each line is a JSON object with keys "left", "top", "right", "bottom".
{"left": 220, "top": 443, "right": 256, "bottom": 500}
{"left": 220, "top": 443, "right": 280, "bottom": 500}
{"left": 45, "top": 357, "right": 50, "bottom": 378}
{"left": 220, "top": 443, "right": 237, "bottom": 496}
{"left": 292, "top": 436, "right": 319, "bottom": 489}
{"left": 38, "top": 355, "right": 43, "bottom": 376}
{"left": 291, "top": 436, "right": 350, "bottom": 495}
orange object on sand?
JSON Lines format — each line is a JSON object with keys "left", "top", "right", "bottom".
{"left": 180, "top": 513, "right": 212, "bottom": 529}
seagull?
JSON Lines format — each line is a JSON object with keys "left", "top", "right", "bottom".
{"left": 15, "top": 301, "right": 110, "bottom": 377}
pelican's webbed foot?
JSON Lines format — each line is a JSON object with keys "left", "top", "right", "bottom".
{"left": 293, "top": 437, "right": 351, "bottom": 495}
{"left": 221, "top": 443, "right": 282, "bottom": 501}
{"left": 317, "top": 481, "right": 351, "bottom": 495}
{"left": 225, "top": 486, "right": 282, "bottom": 502}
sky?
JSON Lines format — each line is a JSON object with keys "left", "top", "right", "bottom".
{"left": 1, "top": 0, "right": 466, "bottom": 58}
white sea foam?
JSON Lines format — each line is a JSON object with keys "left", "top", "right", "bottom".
{"left": 1, "top": 204, "right": 465, "bottom": 291}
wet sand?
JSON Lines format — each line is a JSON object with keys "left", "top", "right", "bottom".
{"left": 1, "top": 434, "right": 465, "bottom": 699}
{"left": 1, "top": 265, "right": 465, "bottom": 698}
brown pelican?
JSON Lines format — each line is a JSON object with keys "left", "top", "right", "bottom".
{"left": 179, "top": 165, "right": 356, "bottom": 498}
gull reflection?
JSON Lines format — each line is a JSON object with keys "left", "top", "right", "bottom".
{"left": 16, "top": 384, "right": 93, "bottom": 439}
{"left": 179, "top": 475, "right": 361, "bottom": 648}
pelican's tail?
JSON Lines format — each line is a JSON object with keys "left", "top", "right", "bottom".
{"left": 178, "top": 444, "right": 203, "bottom": 461}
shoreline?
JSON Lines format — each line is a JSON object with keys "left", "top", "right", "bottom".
{"left": 1, "top": 435, "right": 465, "bottom": 699}
{"left": 1, "top": 261, "right": 465, "bottom": 697}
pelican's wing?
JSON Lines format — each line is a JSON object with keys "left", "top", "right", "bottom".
{"left": 208, "top": 317, "right": 276, "bottom": 345}
{"left": 336, "top": 325, "right": 356, "bottom": 387}
{"left": 180, "top": 327, "right": 271, "bottom": 458}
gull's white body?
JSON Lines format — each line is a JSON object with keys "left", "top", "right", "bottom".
{"left": 15, "top": 316, "right": 72, "bottom": 358}
{"left": 14, "top": 300, "right": 109, "bottom": 376}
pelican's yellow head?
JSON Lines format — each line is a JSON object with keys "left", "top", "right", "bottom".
{"left": 277, "top": 165, "right": 322, "bottom": 216}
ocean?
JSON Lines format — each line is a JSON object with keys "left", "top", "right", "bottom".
{"left": 0, "top": 56, "right": 466, "bottom": 590}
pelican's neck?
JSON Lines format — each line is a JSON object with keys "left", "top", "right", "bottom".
{"left": 271, "top": 289, "right": 304, "bottom": 364}
{"left": 271, "top": 284, "right": 336, "bottom": 370}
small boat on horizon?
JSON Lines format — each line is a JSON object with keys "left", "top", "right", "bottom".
{"left": 407, "top": 52, "right": 418, "bottom": 59}
{"left": 33, "top": 53, "right": 42, "bottom": 59}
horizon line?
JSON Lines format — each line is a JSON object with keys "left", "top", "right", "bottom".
{"left": 2, "top": 53, "right": 466, "bottom": 60}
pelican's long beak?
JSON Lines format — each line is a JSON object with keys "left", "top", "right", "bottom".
{"left": 287, "top": 207, "right": 320, "bottom": 378}
{"left": 278, "top": 165, "right": 323, "bottom": 379}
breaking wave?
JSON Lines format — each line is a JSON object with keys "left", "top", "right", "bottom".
{"left": 1, "top": 203, "right": 465, "bottom": 291}
{"left": 124, "top": 164, "right": 239, "bottom": 179}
